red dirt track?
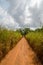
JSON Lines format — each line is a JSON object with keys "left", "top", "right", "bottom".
{"left": 0, "top": 37, "right": 42, "bottom": 65}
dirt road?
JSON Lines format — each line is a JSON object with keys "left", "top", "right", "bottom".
{"left": 0, "top": 37, "right": 42, "bottom": 65}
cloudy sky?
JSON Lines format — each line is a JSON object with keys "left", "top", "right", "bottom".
{"left": 0, "top": 0, "right": 43, "bottom": 29}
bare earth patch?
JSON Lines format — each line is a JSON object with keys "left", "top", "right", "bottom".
{"left": 0, "top": 37, "right": 42, "bottom": 65}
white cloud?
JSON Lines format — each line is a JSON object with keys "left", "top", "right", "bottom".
{"left": 0, "top": 0, "right": 43, "bottom": 30}
{"left": 24, "top": 4, "right": 32, "bottom": 25}
{"left": 30, "top": 0, "right": 42, "bottom": 8}
{"left": 7, "top": 0, "right": 43, "bottom": 29}
{"left": 0, "top": 6, "right": 19, "bottom": 29}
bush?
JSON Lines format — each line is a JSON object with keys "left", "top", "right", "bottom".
{"left": 26, "top": 31, "right": 43, "bottom": 64}
{"left": 0, "top": 29, "right": 22, "bottom": 61}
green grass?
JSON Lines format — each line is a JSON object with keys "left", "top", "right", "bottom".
{"left": 0, "top": 29, "right": 22, "bottom": 61}
{"left": 0, "top": 27, "right": 43, "bottom": 64}
{"left": 26, "top": 31, "right": 43, "bottom": 63}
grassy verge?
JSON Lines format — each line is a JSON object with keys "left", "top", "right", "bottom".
{"left": 26, "top": 31, "right": 43, "bottom": 64}
{"left": 0, "top": 29, "right": 22, "bottom": 61}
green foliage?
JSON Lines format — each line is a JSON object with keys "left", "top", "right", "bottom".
{"left": 0, "top": 29, "right": 22, "bottom": 61}
{"left": 35, "top": 26, "right": 43, "bottom": 32}
{"left": 0, "top": 27, "right": 43, "bottom": 63}
{"left": 16, "top": 28, "right": 30, "bottom": 36}
{"left": 26, "top": 30, "right": 43, "bottom": 63}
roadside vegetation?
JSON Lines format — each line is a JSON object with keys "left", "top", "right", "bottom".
{"left": 0, "top": 27, "right": 43, "bottom": 64}
{"left": 0, "top": 28, "right": 22, "bottom": 61}
{"left": 25, "top": 27, "right": 43, "bottom": 64}
{"left": 17, "top": 27, "right": 43, "bottom": 64}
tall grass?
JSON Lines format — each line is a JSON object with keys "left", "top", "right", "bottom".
{"left": 0, "top": 29, "right": 22, "bottom": 61}
{"left": 26, "top": 31, "right": 43, "bottom": 63}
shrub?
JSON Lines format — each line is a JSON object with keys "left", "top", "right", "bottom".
{"left": 0, "top": 29, "right": 22, "bottom": 61}
{"left": 26, "top": 31, "right": 43, "bottom": 63}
